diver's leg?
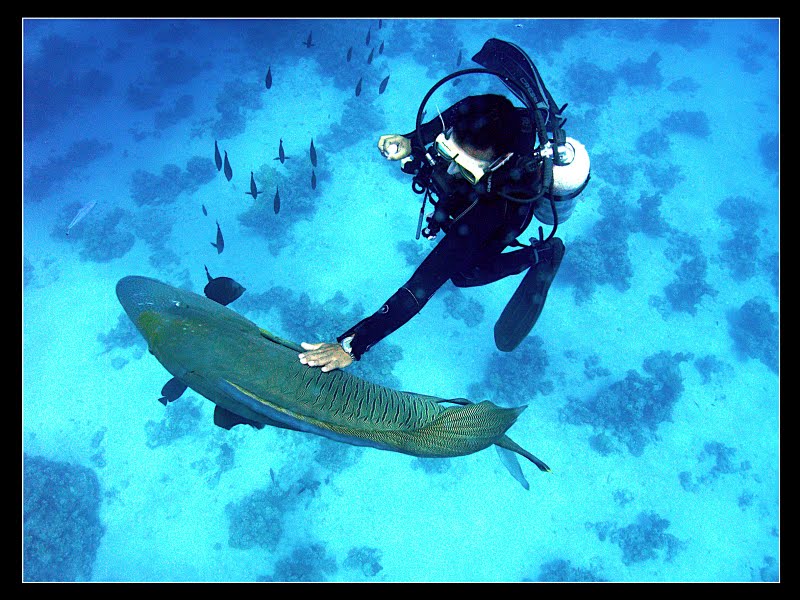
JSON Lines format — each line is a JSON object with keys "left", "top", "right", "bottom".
{"left": 452, "top": 239, "right": 562, "bottom": 288}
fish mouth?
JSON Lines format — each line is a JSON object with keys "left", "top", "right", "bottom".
{"left": 116, "top": 276, "right": 185, "bottom": 325}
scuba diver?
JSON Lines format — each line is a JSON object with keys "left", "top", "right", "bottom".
{"left": 298, "top": 38, "right": 590, "bottom": 373}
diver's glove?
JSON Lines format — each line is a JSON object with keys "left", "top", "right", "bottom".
{"left": 378, "top": 134, "right": 412, "bottom": 160}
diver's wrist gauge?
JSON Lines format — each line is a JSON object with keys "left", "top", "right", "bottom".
{"left": 341, "top": 336, "right": 357, "bottom": 360}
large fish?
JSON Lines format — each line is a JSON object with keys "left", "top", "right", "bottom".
{"left": 273, "top": 186, "right": 281, "bottom": 214}
{"left": 265, "top": 66, "right": 272, "bottom": 89}
{"left": 355, "top": 77, "right": 362, "bottom": 97}
{"left": 309, "top": 138, "right": 317, "bottom": 167}
{"left": 115, "top": 276, "right": 551, "bottom": 488}
{"left": 304, "top": 31, "right": 314, "bottom": 48}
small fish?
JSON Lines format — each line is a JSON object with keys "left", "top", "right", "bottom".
{"left": 379, "top": 74, "right": 390, "bottom": 94}
{"left": 355, "top": 77, "right": 362, "bottom": 97}
{"left": 273, "top": 187, "right": 281, "bottom": 214}
{"left": 158, "top": 376, "right": 188, "bottom": 406}
{"left": 346, "top": 46, "right": 352, "bottom": 62}
{"left": 204, "top": 265, "right": 246, "bottom": 306}
{"left": 211, "top": 220, "right": 224, "bottom": 254}
{"left": 456, "top": 48, "right": 462, "bottom": 67}
{"left": 247, "top": 171, "right": 262, "bottom": 199}
{"left": 378, "top": 19, "right": 382, "bottom": 29}
{"left": 311, "top": 169, "right": 316, "bottom": 190}
{"left": 66, "top": 200, "right": 97, "bottom": 236}
{"left": 274, "top": 138, "right": 286, "bottom": 164}
{"left": 367, "top": 47, "right": 374, "bottom": 64}
{"left": 304, "top": 31, "right": 314, "bottom": 48}
{"left": 223, "top": 150, "right": 232, "bottom": 181}
{"left": 265, "top": 66, "right": 272, "bottom": 89}
{"left": 214, "top": 140, "right": 222, "bottom": 171}
{"left": 310, "top": 138, "right": 317, "bottom": 167}
{"left": 202, "top": 204, "right": 207, "bottom": 216}
{"left": 379, "top": 40, "right": 384, "bottom": 55}
{"left": 366, "top": 26, "right": 371, "bottom": 45}
{"left": 270, "top": 467, "right": 277, "bottom": 485}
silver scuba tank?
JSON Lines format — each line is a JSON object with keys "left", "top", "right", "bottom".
{"left": 533, "top": 137, "right": 591, "bottom": 225}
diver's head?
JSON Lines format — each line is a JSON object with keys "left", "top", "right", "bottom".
{"left": 451, "top": 93, "right": 516, "bottom": 158}
{"left": 433, "top": 94, "right": 516, "bottom": 184}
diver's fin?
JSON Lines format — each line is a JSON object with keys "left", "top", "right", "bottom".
{"left": 494, "top": 237, "right": 565, "bottom": 352}
{"left": 258, "top": 328, "right": 304, "bottom": 353}
{"left": 495, "top": 445, "right": 530, "bottom": 490}
{"left": 495, "top": 434, "right": 551, "bottom": 473}
{"left": 213, "top": 405, "right": 264, "bottom": 430}
{"left": 472, "top": 38, "right": 564, "bottom": 129}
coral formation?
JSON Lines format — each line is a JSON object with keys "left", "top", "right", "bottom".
{"left": 144, "top": 396, "right": 205, "bottom": 448}
{"left": 562, "top": 351, "right": 692, "bottom": 456}
{"left": 533, "top": 559, "right": 607, "bottom": 582}
{"left": 468, "top": 335, "right": 554, "bottom": 406}
{"left": 25, "top": 138, "right": 113, "bottom": 201}
{"left": 260, "top": 542, "right": 338, "bottom": 582}
{"left": 24, "top": 454, "right": 105, "bottom": 581}
{"left": 726, "top": 297, "right": 778, "bottom": 373}
{"left": 344, "top": 546, "right": 384, "bottom": 578}
{"left": 226, "top": 482, "right": 290, "bottom": 551}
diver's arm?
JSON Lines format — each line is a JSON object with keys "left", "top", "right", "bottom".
{"left": 332, "top": 198, "right": 507, "bottom": 361}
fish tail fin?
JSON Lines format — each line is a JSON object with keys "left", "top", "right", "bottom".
{"left": 407, "top": 401, "right": 526, "bottom": 456}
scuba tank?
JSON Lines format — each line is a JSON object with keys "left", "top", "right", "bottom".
{"left": 407, "top": 38, "right": 590, "bottom": 240}
{"left": 532, "top": 136, "right": 591, "bottom": 225}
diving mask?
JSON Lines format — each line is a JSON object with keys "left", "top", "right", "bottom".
{"left": 434, "top": 128, "right": 513, "bottom": 185}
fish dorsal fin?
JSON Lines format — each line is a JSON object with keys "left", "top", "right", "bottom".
{"left": 258, "top": 328, "right": 304, "bottom": 353}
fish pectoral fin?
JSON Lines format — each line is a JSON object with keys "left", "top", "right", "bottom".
{"left": 495, "top": 445, "right": 530, "bottom": 490}
{"left": 495, "top": 434, "right": 551, "bottom": 473}
{"left": 213, "top": 404, "right": 264, "bottom": 430}
{"left": 258, "top": 328, "right": 304, "bottom": 353}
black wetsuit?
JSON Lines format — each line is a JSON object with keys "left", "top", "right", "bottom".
{"left": 338, "top": 98, "right": 545, "bottom": 359}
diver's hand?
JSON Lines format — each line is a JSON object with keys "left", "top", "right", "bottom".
{"left": 378, "top": 134, "right": 411, "bottom": 160}
{"left": 298, "top": 342, "right": 353, "bottom": 372}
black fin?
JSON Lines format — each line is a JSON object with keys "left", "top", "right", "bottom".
{"left": 494, "top": 238, "right": 565, "bottom": 352}
{"left": 160, "top": 377, "right": 188, "bottom": 402}
{"left": 213, "top": 405, "right": 265, "bottom": 430}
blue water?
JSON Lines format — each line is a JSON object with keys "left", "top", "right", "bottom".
{"left": 22, "top": 18, "right": 779, "bottom": 582}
